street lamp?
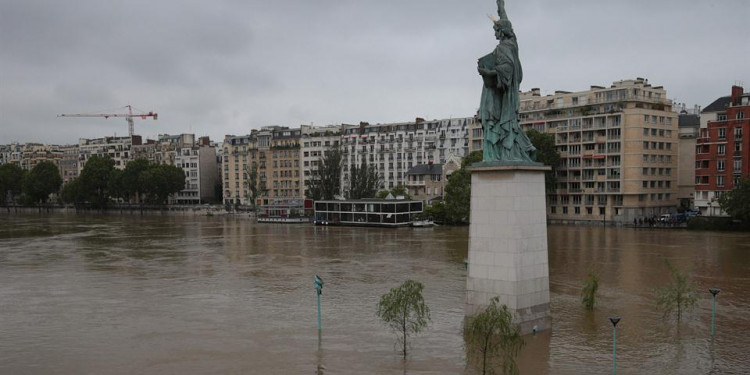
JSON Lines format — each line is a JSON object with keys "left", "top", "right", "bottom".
{"left": 314, "top": 275, "right": 324, "bottom": 331}
{"left": 709, "top": 288, "right": 721, "bottom": 336}
{"left": 609, "top": 316, "right": 621, "bottom": 375}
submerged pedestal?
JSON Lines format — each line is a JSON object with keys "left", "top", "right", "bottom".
{"left": 465, "top": 163, "right": 551, "bottom": 335}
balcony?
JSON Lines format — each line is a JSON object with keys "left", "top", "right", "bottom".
{"left": 405, "top": 180, "right": 426, "bottom": 187}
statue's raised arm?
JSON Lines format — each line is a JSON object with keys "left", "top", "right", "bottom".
{"left": 497, "top": 0, "right": 508, "bottom": 20}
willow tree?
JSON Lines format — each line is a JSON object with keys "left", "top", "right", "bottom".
{"left": 465, "top": 297, "right": 525, "bottom": 375}
{"left": 376, "top": 279, "right": 431, "bottom": 358}
{"left": 656, "top": 259, "right": 697, "bottom": 321}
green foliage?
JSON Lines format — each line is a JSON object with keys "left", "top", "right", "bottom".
{"left": 525, "top": 130, "right": 561, "bottom": 192}
{"left": 0, "top": 163, "right": 25, "bottom": 205}
{"left": 655, "top": 259, "right": 697, "bottom": 321}
{"left": 376, "top": 279, "right": 431, "bottom": 358}
{"left": 465, "top": 297, "right": 525, "bottom": 375}
{"left": 347, "top": 159, "right": 380, "bottom": 199}
{"left": 718, "top": 178, "right": 750, "bottom": 222}
{"left": 121, "top": 158, "right": 150, "bottom": 202}
{"left": 580, "top": 269, "right": 600, "bottom": 310}
{"left": 375, "top": 190, "right": 390, "bottom": 199}
{"left": 138, "top": 164, "right": 185, "bottom": 204}
{"left": 107, "top": 168, "right": 124, "bottom": 202}
{"left": 462, "top": 150, "right": 484, "bottom": 168}
{"left": 428, "top": 151, "right": 483, "bottom": 224}
{"left": 60, "top": 177, "right": 84, "bottom": 205}
{"left": 22, "top": 161, "right": 62, "bottom": 205}
{"left": 78, "top": 155, "right": 116, "bottom": 208}
{"left": 307, "top": 146, "right": 343, "bottom": 200}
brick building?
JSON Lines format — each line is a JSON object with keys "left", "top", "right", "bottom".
{"left": 695, "top": 85, "right": 750, "bottom": 216}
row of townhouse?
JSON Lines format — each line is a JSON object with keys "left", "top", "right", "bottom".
{"left": 1, "top": 134, "right": 220, "bottom": 204}
{"left": 221, "top": 117, "right": 476, "bottom": 205}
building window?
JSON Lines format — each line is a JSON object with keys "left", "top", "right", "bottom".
{"left": 734, "top": 159, "right": 742, "bottom": 173}
{"left": 717, "top": 160, "right": 725, "bottom": 171}
{"left": 738, "top": 111, "right": 745, "bottom": 120}
{"left": 718, "top": 128, "right": 726, "bottom": 139}
{"left": 717, "top": 175, "right": 725, "bottom": 187}
{"left": 574, "top": 207, "right": 580, "bottom": 214}
{"left": 550, "top": 206, "right": 556, "bottom": 214}
{"left": 718, "top": 145, "right": 726, "bottom": 155}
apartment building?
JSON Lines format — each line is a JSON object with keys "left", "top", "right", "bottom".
{"left": 498, "top": 78, "right": 680, "bottom": 224}
{"left": 341, "top": 117, "right": 472, "bottom": 193}
{"left": 18, "top": 143, "right": 63, "bottom": 171}
{"left": 78, "top": 135, "right": 140, "bottom": 171}
{"left": 222, "top": 126, "right": 303, "bottom": 205}
{"left": 0, "top": 143, "right": 23, "bottom": 166}
{"left": 677, "top": 109, "right": 700, "bottom": 208}
{"left": 300, "top": 124, "right": 342, "bottom": 197}
{"left": 59, "top": 144, "right": 80, "bottom": 184}
{"left": 695, "top": 85, "right": 750, "bottom": 216}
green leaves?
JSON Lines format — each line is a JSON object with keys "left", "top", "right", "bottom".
{"left": 655, "top": 259, "right": 697, "bottom": 321}
{"left": 376, "top": 279, "right": 431, "bottom": 358}
{"left": 347, "top": 158, "right": 380, "bottom": 199}
{"left": 307, "top": 146, "right": 342, "bottom": 200}
{"left": 0, "top": 163, "right": 25, "bottom": 205}
{"left": 465, "top": 297, "right": 524, "bottom": 375}
{"left": 581, "top": 269, "right": 600, "bottom": 310}
{"left": 525, "top": 129, "right": 561, "bottom": 192}
{"left": 718, "top": 178, "right": 750, "bottom": 222}
{"left": 22, "top": 161, "right": 62, "bottom": 205}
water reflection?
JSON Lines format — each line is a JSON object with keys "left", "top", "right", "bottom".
{"left": 0, "top": 214, "right": 748, "bottom": 374}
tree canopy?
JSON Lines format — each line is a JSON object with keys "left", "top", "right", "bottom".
{"left": 526, "top": 129, "right": 561, "bottom": 192}
{"left": 22, "top": 161, "right": 62, "bottom": 205}
{"left": 307, "top": 146, "right": 343, "bottom": 200}
{"left": 718, "top": 178, "right": 750, "bottom": 222}
{"left": 0, "top": 163, "right": 25, "bottom": 205}
{"left": 78, "top": 155, "right": 116, "bottom": 208}
{"left": 347, "top": 159, "right": 380, "bottom": 199}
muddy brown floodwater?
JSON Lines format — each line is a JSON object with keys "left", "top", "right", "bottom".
{"left": 0, "top": 213, "right": 748, "bottom": 374}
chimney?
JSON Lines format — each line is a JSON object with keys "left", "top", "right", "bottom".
{"left": 731, "top": 85, "right": 744, "bottom": 105}
{"left": 531, "top": 88, "right": 541, "bottom": 96}
{"left": 415, "top": 117, "right": 425, "bottom": 124}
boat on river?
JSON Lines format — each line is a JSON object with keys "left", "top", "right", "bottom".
{"left": 411, "top": 220, "right": 435, "bottom": 228}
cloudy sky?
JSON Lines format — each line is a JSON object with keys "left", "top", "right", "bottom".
{"left": 1, "top": 0, "right": 748, "bottom": 145}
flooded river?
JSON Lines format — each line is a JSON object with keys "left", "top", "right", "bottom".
{"left": 0, "top": 213, "right": 748, "bottom": 374}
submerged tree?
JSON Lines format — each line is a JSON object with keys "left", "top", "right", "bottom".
{"left": 376, "top": 279, "right": 431, "bottom": 358}
{"left": 655, "top": 259, "right": 697, "bottom": 321}
{"left": 465, "top": 297, "right": 525, "bottom": 375}
{"left": 0, "top": 163, "right": 25, "bottom": 205}
{"left": 718, "top": 177, "right": 750, "bottom": 221}
{"left": 22, "top": 161, "right": 62, "bottom": 205}
{"left": 581, "top": 269, "right": 600, "bottom": 310}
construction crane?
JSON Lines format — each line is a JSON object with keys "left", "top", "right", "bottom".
{"left": 58, "top": 105, "right": 158, "bottom": 137}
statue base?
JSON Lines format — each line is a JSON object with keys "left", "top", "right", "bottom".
{"left": 465, "top": 164, "right": 551, "bottom": 336}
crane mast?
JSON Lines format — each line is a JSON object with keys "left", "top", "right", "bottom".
{"left": 58, "top": 105, "right": 158, "bottom": 137}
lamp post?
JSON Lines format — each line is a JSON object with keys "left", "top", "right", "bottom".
{"left": 709, "top": 288, "right": 721, "bottom": 336}
{"left": 314, "top": 275, "right": 324, "bottom": 331}
{"left": 707, "top": 201, "right": 712, "bottom": 217}
{"left": 609, "top": 316, "right": 621, "bottom": 375}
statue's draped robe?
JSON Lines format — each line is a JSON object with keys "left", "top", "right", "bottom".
{"left": 479, "top": 38, "right": 536, "bottom": 162}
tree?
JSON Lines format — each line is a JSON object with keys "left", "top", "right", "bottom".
{"left": 655, "top": 259, "right": 697, "bottom": 321}
{"left": 78, "top": 155, "right": 116, "bottom": 208}
{"left": 390, "top": 183, "right": 411, "bottom": 200}
{"left": 442, "top": 151, "right": 483, "bottom": 224}
{"left": 0, "top": 163, "right": 25, "bottom": 205}
{"left": 107, "top": 168, "right": 125, "bottom": 203}
{"left": 22, "top": 161, "right": 62, "bottom": 205}
{"left": 60, "top": 177, "right": 84, "bottom": 206}
{"left": 307, "top": 146, "right": 343, "bottom": 200}
{"left": 718, "top": 178, "right": 750, "bottom": 221}
{"left": 580, "top": 269, "right": 600, "bottom": 310}
{"left": 465, "top": 297, "right": 525, "bottom": 375}
{"left": 526, "top": 129, "right": 561, "bottom": 192}
{"left": 376, "top": 279, "right": 431, "bottom": 358}
{"left": 139, "top": 164, "right": 185, "bottom": 204}
{"left": 121, "top": 158, "right": 150, "bottom": 203}
{"left": 347, "top": 159, "right": 380, "bottom": 199}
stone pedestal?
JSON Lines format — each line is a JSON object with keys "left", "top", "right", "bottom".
{"left": 465, "top": 163, "right": 551, "bottom": 335}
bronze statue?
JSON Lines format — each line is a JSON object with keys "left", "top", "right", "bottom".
{"left": 478, "top": 0, "right": 537, "bottom": 163}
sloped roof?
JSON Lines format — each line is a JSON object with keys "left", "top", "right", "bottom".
{"left": 702, "top": 96, "right": 730, "bottom": 113}
{"left": 406, "top": 163, "right": 442, "bottom": 175}
{"left": 678, "top": 113, "right": 700, "bottom": 127}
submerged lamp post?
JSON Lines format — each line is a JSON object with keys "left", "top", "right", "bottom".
{"left": 314, "top": 275, "right": 324, "bottom": 331}
{"left": 709, "top": 288, "right": 721, "bottom": 336}
{"left": 609, "top": 316, "right": 621, "bottom": 375}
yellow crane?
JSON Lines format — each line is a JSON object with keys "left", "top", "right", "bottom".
{"left": 58, "top": 105, "right": 158, "bottom": 137}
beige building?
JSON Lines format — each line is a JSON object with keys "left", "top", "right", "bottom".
{"left": 470, "top": 78, "right": 680, "bottom": 224}
{"left": 676, "top": 110, "right": 700, "bottom": 208}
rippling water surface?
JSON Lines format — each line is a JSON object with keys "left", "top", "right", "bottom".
{"left": 0, "top": 213, "right": 748, "bottom": 374}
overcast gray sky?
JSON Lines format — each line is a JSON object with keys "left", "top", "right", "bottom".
{"left": 1, "top": 0, "right": 748, "bottom": 145}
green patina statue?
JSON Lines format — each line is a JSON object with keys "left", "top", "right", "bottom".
{"left": 478, "top": 0, "right": 537, "bottom": 164}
